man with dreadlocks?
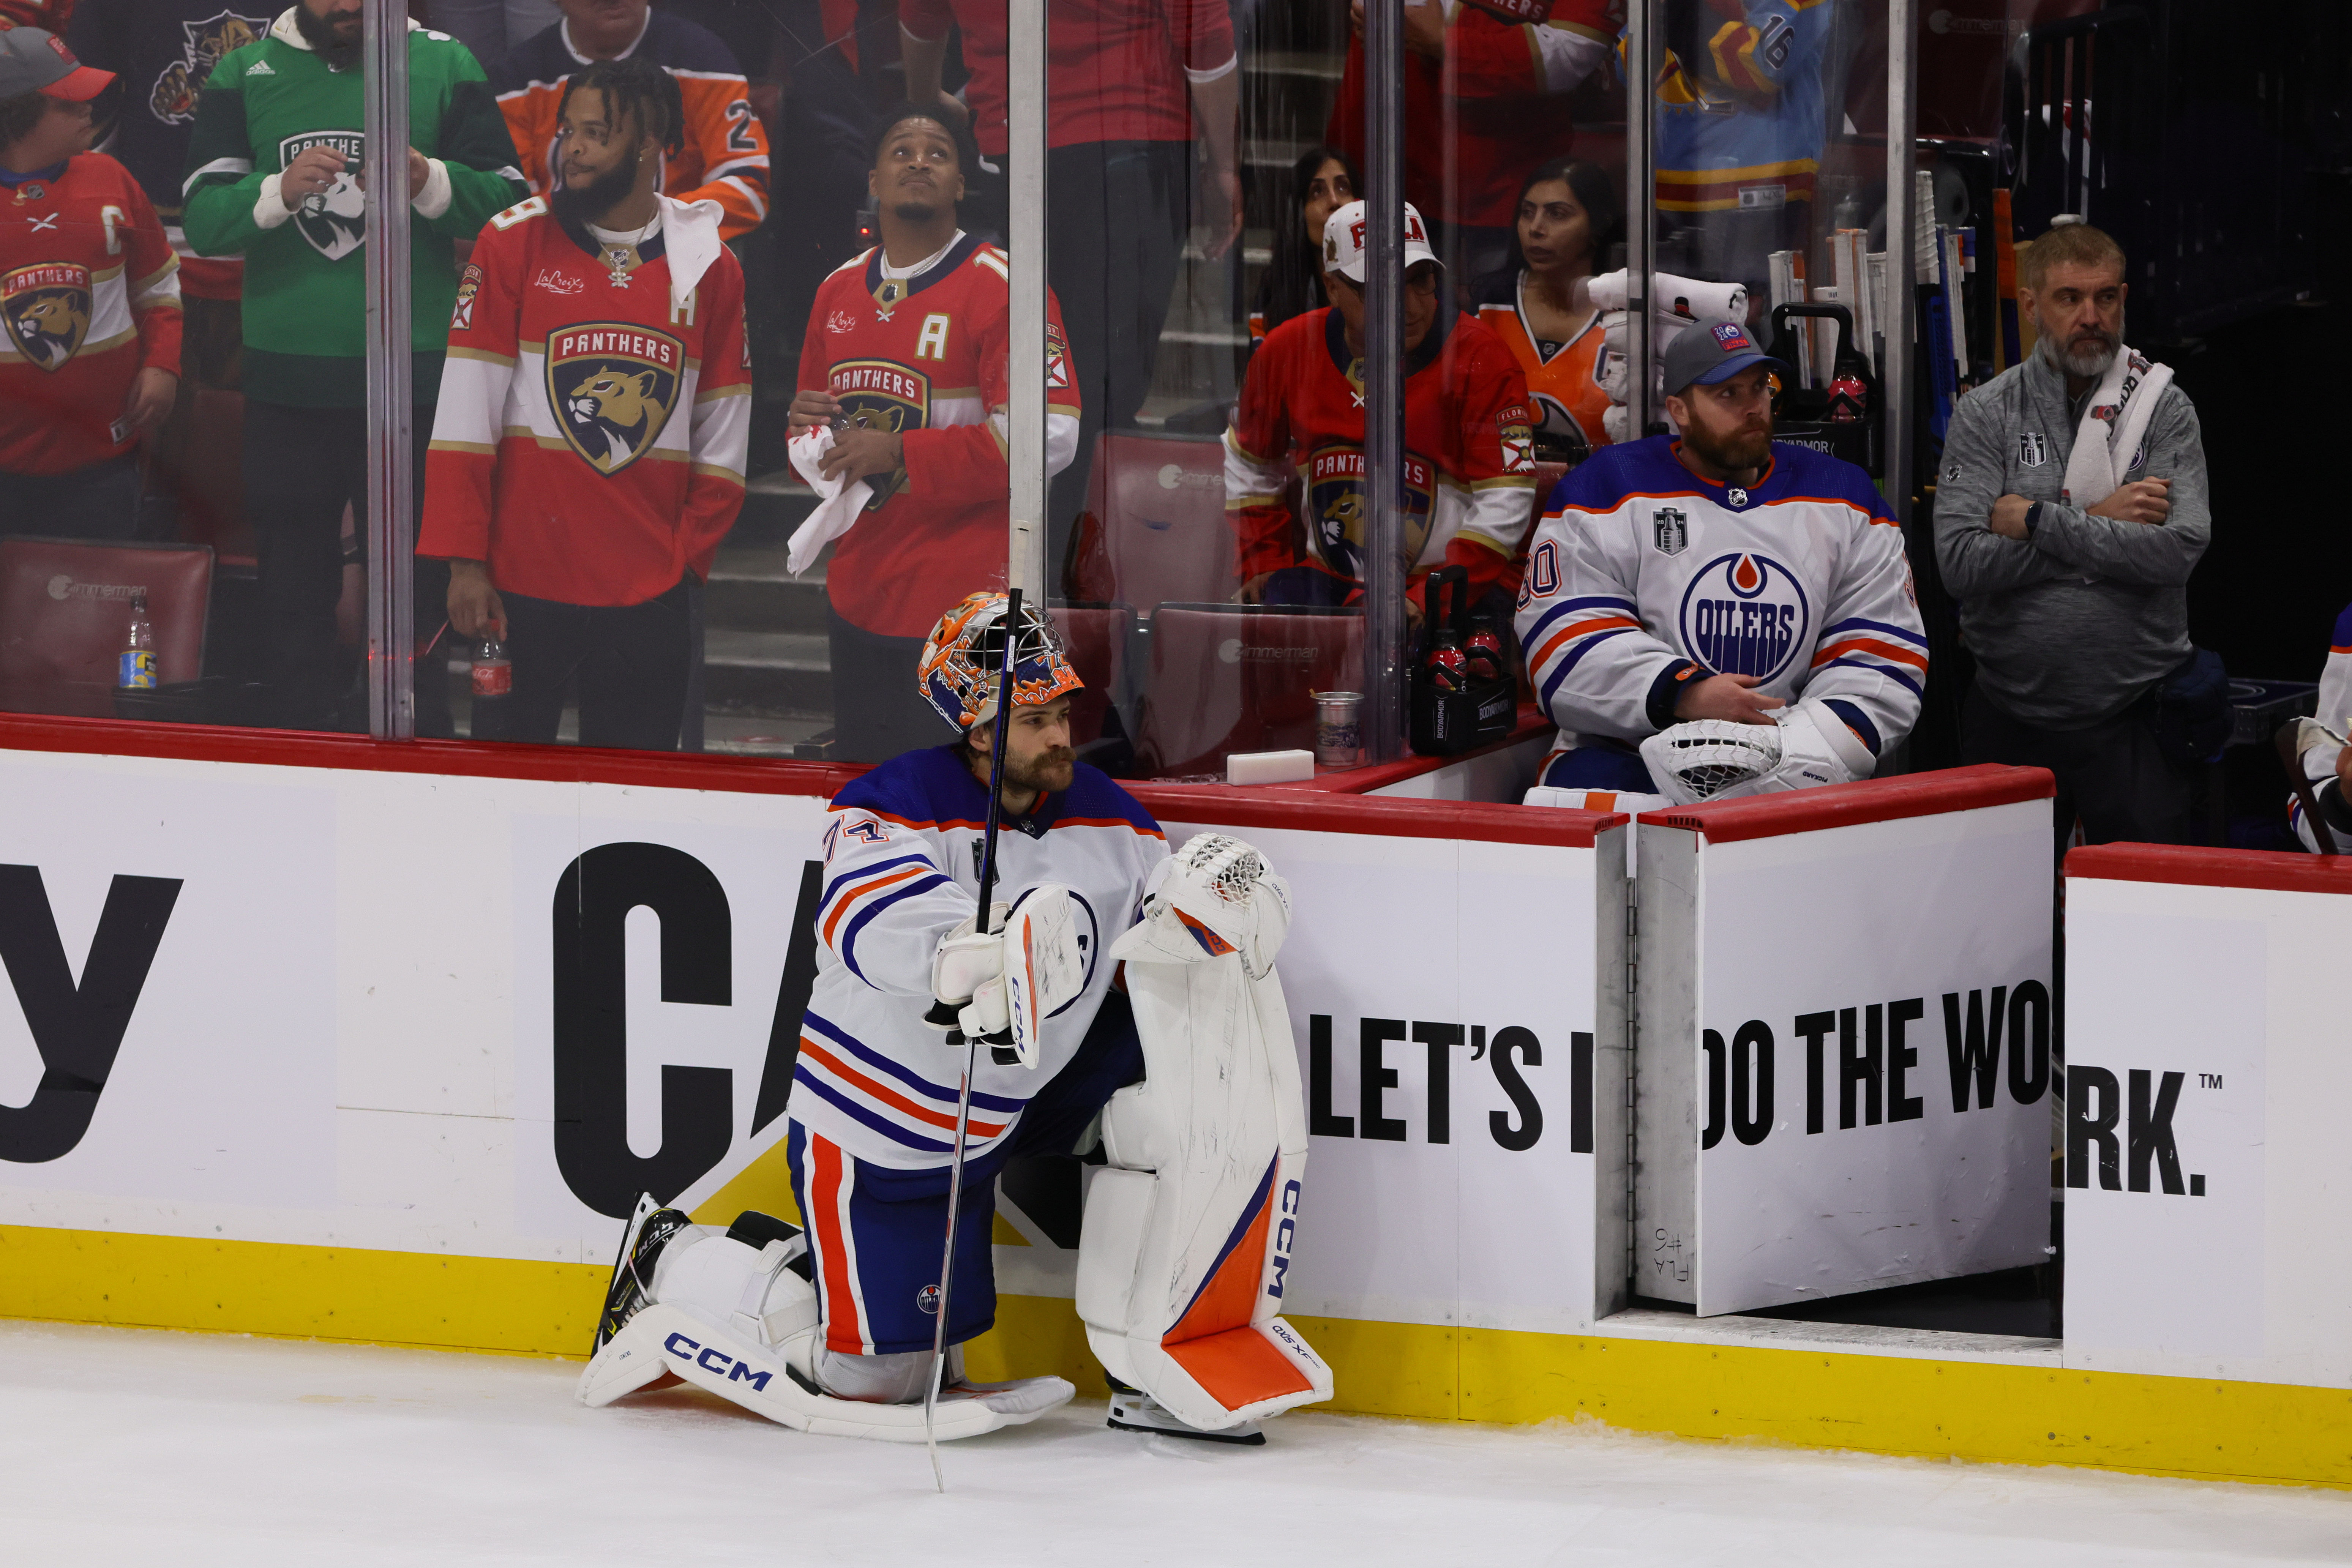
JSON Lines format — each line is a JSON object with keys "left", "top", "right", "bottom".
{"left": 575, "top": 590, "right": 1332, "bottom": 1446}
{"left": 418, "top": 57, "right": 748, "bottom": 750}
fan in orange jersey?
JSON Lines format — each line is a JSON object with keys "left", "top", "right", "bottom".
{"left": 492, "top": 0, "right": 769, "bottom": 241}
{"left": 1472, "top": 157, "right": 1622, "bottom": 469}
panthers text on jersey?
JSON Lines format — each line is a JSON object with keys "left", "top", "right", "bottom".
{"left": 1224, "top": 304, "right": 1536, "bottom": 606}
{"left": 0, "top": 152, "right": 180, "bottom": 475}
{"left": 797, "top": 232, "right": 1082, "bottom": 640}
{"left": 417, "top": 193, "right": 749, "bottom": 607}
{"left": 1476, "top": 272, "right": 1614, "bottom": 460}
{"left": 1515, "top": 434, "right": 1925, "bottom": 757}
{"left": 492, "top": 8, "right": 771, "bottom": 243}
{"left": 786, "top": 745, "right": 1168, "bottom": 1171}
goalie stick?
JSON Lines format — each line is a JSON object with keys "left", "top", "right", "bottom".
{"left": 922, "top": 586, "right": 1024, "bottom": 1489}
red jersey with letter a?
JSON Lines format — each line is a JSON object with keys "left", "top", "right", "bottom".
{"left": 0, "top": 152, "right": 181, "bottom": 475}
{"left": 1223, "top": 306, "right": 1534, "bottom": 605}
{"left": 418, "top": 194, "right": 749, "bottom": 606}
{"left": 798, "top": 233, "right": 1081, "bottom": 639}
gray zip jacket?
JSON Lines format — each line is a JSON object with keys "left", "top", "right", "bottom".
{"left": 1932, "top": 350, "right": 2208, "bottom": 728}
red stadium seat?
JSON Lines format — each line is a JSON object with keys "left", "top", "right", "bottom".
{"left": 0, "top": 538, "right": 213, "bottom": 716}
{"left": 1047, "top": 603, "right": 1133, "bottom": 748}
{"left": 1073, "top": 432, "right": 1238, "bottom": 616}
{"left": 153, "top": 386, "right": 254, "bottom": 568}
{"left": 1133, "top": 604, "right": 1363, "bottom": 778}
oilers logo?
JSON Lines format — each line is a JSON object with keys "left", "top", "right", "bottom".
{"left": 1304, "top": 443, "right": 1433, "bottom": 583}
{"left": 545, "top": 323, "right": 684, "bottom": 476}
{"left": 1677, "top": 551, "right": 1810, "bottom": 683}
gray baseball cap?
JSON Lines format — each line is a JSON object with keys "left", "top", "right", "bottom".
{"left": 1663, "top": 316, "right": 1789, "bottom": 397}
{"left": 0, "top": 28, "right": 114, "bottom": 102}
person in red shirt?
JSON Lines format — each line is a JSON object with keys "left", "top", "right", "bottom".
{"left": 419, "top": 59, "right": 749, "bottom": 751}
{"left": 1326, "top": 0, "right": 1618, "bottom": 285}
{"left": 790, "top": 106, "right": 1081, "bottom": 762}
{"left": 0, "top": 27, "right": 178, "bottom": 536}
{"left": 1225, "top": 199, "right": 1536, "bottom": 616}
{"left": 898, "top": 0, "right": 1235, "bottom": 566}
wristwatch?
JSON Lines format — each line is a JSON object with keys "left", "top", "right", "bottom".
{"left": 2023, "top": 501, "right": 2044, "bottom": 538}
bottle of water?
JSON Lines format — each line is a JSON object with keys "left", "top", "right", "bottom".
{"left": 118, "top": 589, "right": 157, "bottom": 690}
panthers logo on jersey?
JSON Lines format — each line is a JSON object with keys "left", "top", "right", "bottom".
{"left": 150, "top": 10, "right": 267, "bottom": 125}
{"left": 545, "top": 322, "right": 684, "bottom": 475}
{"left": 829, "top": 358, "right": 930, "bottom": 510}
{"left": 1677, "top": 551, "right": 1810, "bottom": 683}
{"left": 2, "top": 263, "right": 93, "bottom": 372}
{"left": 280, "top": 132, "right": 366, "bottom": 261}
{"left": 1304, "top": 443, "right": 1433, "bottom": 583}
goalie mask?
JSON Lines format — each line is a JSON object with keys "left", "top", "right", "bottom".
{"left": 917, "top": 590, "right": 1083, "bottom": 734}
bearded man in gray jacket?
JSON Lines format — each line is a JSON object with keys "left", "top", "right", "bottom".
{"left": 1932, "top": 221, "right": 2209, "bottom": 855}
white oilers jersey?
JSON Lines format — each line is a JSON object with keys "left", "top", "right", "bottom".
{"left": 1516, "top": 435, "right": 1926, "bottom": 756}
{"left": 2287, "top": 601, "right": 2352, "bottom": 850}
{"left": 789, "top": 746, "right": 1168, "bottom": 1170}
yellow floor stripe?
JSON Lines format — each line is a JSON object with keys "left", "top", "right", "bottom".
{"left": 3, "top": 1224, "right": 2342, "bottom": 1488}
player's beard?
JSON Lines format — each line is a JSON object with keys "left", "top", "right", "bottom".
{"left": 891, "top": 199, "right": 941, "bottom": 225}
{"left": 1684, "top": 409, "right": 1773, "bottom": 475}
{"left": 295, "top": 2, "right": 363, "bottom": 69}
{"left": 2037, "top": 314, "right": 2122, "bottom": 380}
{"left": 1002, "top": 741, "right": 1077, "bottom": 798}
{"left": 553, "top": 145, "right": 644, "bottom": 230}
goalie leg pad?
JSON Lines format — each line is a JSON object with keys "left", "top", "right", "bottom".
{"left": 1083, "top": 844, "right": 1333, "bottom": 1434}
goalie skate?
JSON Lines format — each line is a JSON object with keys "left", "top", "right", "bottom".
{"left": 1106, "top": 1377, "right": 1266, "bottom": 1446}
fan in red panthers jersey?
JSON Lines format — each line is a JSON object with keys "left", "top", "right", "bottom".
{"left": 791, "top": 105, "right": 1081, "bottom": 762}
{"left": 1225, "top": 198, "right": 1535, "bottom": 618}
{"left": 418, "top": 60, "right": 748, "bottom": 752}
{"left": 1517, "top": 315, "right": 1925, "bottom": 812}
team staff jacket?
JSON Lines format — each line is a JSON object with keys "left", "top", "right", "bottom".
{"left": 1516, "top": 435, "right": 1924, "bottom": 757}
{"left": 65, "top": 0, "right": 271, "bottom": 299}
{"left": 1645, "top": 0, "right": 1833, "bottom": 221}
{"left": 1476, "top": 271, "right": 1613, "bottom": 459}
{"left": 1224, "top": 304, "right": 1536, "bottom": 606}
{"left": 788, "top": 745, "right": 1168, "bottom": 1171}
{"left": 416, "top": 194, "right": 748, "bottom": 607}
{"left": 1326, "top": 0, "right": 1615, "bottom": 230}
{"left": 492, "top": 11, "right": 770, "bottom": 243}
{"left": 182, "top": 10, "right": 526, "bottom": 407}
{"left": 798, "top": 232, "right": 1081, "bottom": 639}
{"left": 0, "top": 153, "right": 181, "bottom": 475}
{"left": 899, "top": 0, "right": 1233, "bottom": 155}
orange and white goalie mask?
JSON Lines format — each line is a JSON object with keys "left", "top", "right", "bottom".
{"left": 917, "top": 590, "right": 1083, "bottom": 734}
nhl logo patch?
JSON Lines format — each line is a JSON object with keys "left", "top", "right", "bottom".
{"left": 1726, "top": 486, "right": 1749, "bottom": 508}
{"left": 2, "top": 262, "right": 93, "bottom": 372}
{"left": 279, "top": 131, "right": 366, "bottom": 260}
{"left": 1652, "top": 506, "right": 1688, "bottom": 556}
{"left": 2017, "top": 431, "right": 2050, "bottom": 468}
{"left": 545, "top": 322, "right": 684, "bottom": 476}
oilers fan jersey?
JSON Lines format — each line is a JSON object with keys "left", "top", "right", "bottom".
{"left": 787, "top": 746, "right": 1168, "bottom": 1171}
{"left": 1515, "top": 434, "right": 1925, "bottom": 757}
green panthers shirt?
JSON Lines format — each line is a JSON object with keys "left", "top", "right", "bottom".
{"left": 183, "top": 9, "right": 524, "bottom": 406}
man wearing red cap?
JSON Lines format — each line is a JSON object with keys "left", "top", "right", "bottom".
{"left": 0, "top": 26, "right": 180, "bottom": 536}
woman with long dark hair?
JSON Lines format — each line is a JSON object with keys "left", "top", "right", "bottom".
{"left": 1472, "top": 157, "right": 1622, "bottom": 464}
{"left": 1249, "top": 145, "right": 1359, "bottom": 350}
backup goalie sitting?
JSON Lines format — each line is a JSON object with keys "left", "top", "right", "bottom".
{"left": 1515, "top": 316, "right": 1926, "bottom": 810}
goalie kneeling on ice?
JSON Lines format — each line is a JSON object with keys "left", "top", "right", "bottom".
{"left": 1078, "top": 834, "right": 1335, "bottom": 1433}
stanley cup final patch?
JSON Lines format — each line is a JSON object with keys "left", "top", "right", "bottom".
{"left": 2017, "top": 431, "right": 2050, "bottom": 468}
{"left": 1652, "top": 506, "right": 1688, "bottom": 556}
{"left": 545, "top": 323, "right": 685, "bottom": 476}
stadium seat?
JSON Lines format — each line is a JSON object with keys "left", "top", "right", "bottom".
{"left": 0, "top": 538, "right": 213, "bottom": 717}
{"left": 1071, "top": 431, "right": 1238, "bottom": 616}
{"left": 1047, "top": 603, "right": 1133, "bottom": 749}
{"left": 1132, "top": 603, "right": 1363, "bottom": 778}
{"left": 153, "top": 386, "right": 254, "bottom": 568}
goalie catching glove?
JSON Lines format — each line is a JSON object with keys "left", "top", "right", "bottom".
{"left": 1638, "top": 699, "right": 1877, "bottom": 806}
{"left": 927, "top": 885, "right": 1089, "bottom": 1067}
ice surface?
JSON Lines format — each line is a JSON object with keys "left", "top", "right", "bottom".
{"left": 1, "top": 1319, "right": 2344, "bottom": 1566}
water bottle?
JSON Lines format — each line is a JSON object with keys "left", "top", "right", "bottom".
{"left": 1426, "top": 626, "right": 1468, "bottom": 694}
{"left": 118, "top": 589, "right": 157, "bottom": 690}
{"left": 1464, "top": 614, "right": 1504, "bottom": 685}
{"left": 471, "top": 636, "right": 512, "bottom": 699}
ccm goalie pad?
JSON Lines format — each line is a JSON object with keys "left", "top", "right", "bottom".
{"left": 578, "top": 1197, "right": 1070, "bottom": 1443}
{"left": 1080, "top": 835, "right": 1334, "bottom": 1436}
